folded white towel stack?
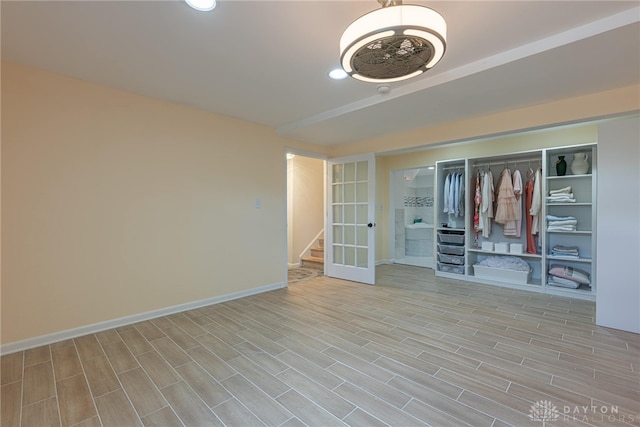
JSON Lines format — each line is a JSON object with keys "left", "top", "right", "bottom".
{"left": 547, "top": 186, "right": 576, "bottom": 203}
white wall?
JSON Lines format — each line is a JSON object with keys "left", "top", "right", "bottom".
{"left": 596, "top": 116, "right": 640, "bottom": 333}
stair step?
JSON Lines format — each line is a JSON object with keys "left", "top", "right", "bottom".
{"left": 310, "top": 247, "right": 324, "bottom": 258}
{"left": 318, "top": 238, "right": 324, "bottom": 248}
{"left": 301, "top": 256, "right": 324, "bottom": 271}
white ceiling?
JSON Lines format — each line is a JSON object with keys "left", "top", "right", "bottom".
{"left": 2, "top": 1, "right": 639, "bottom": 146}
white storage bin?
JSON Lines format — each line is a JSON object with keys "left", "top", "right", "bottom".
{"left": 437, "top": 232, "right": 465, "bottom": 245}
{"left": 510, "top": 243, "right": 523, "bottom": 254}
{"left": 481, "top": 241, "right": 494, "bottom": 251}
{"left": 438, "top": 262, "right": 464, "bottom": 275}
{"left": 438, "top": 244, "right": 465, "bottom": 256}
{"left": 494, "top": 242, "right": 510, "bottom": 253}
{"left": 438, "top": 254, "right": 465, "bottom": 265}
{"left": 473, "top": 265, "right": 531, "bottom": 284}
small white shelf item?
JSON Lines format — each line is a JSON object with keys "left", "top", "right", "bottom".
{"left": 494, "top": 242, "right": 509, "bottom": 253}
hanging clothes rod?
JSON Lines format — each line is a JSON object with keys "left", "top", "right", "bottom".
{"left": 473, "top": 158, "right": 540, "bottom": 168}
{"left": 442, "top": 165, "right": 464, "bottom": 171}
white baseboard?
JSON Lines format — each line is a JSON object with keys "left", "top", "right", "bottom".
{"left": 0, "top": 281, "right": 287, "bottom": 356}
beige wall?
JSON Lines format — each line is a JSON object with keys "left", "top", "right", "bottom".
{"left": 1, "top": 62, "right": 327, "bottom": 345}
{"left": 287, "top": 156, "right": 324, "bottom": 265}
{"left": 328, "top": 84, "right": 640, "bottom": 158}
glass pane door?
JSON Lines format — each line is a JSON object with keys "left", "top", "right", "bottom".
{"left": 326, "top": 154, "right": 375, "bottom": 284}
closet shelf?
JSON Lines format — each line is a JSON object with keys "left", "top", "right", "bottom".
{"left": 467, "top": 249, "right": 541, "bottom": 259}
{"left": 547, "top": 284, "right": 593, "bottom": 293}
{"left": 546, "top": 230, "right": 592, "bottom": 235}
{"left": 547, "top": 174, "right": 592, "bottom": 180}
{"left": 547, "top": 202, "right": 592, "bottom": 206}
{"left": 547, "top": 255, "right": 592, "bottom": 263}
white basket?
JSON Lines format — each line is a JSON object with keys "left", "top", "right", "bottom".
{"left": 473, "top": 265, "right": 531, "bottom": 284}
{"left": 438, "top": 244, "right": 465, "bottom": 256}
{"left": 438, "top": 262, "right": 464, "bottom": 274}
{"left": 510, "top": 243, "right": 523, "bottom": 254}
{"left": 438, "top": 254, "right": 465, "bottom": 265}
{"left": 438, "top": 232, "right": 464, "bottom": 245}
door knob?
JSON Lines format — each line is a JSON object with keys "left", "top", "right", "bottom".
{"left": 367, "top": 223, "right": 375, "bottom": 228}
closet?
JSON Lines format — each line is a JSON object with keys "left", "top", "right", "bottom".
{"left": 435, "top": 143, "right": 597, "bottom": 301}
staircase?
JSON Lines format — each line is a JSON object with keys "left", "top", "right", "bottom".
{"left": 301, "top": 237, "right": 324, "bottom": 271}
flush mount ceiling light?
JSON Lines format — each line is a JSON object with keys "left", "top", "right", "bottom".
{"left": 340, "top": 0, "right": 446, "bottom": 83}
{"left": 185, "top": 0, "right": 216, "bottom": 12}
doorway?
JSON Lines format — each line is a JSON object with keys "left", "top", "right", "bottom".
{"left": 390, "top": 166, "right": 436, "bottom": 269}
{"left": 286, "top": 153, "right": 325, "bottom": 281}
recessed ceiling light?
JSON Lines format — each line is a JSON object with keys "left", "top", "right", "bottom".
{"left": 185, "top": 0, "right": 216, "bottom": 12}
{"left": 329, "top": 68, "right": 348, "bottom": 80}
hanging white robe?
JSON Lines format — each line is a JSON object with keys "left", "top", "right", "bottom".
{"left": 443, "top": 173, "right": 450, "bottom": 213}
{"left": 452, "top": 173, "right": 459, "bottom": 217}
{"left": 480, "top": 171, "right": 494, "bottom": 238}
{"left": 457, "top": 173, "right": 465, "bottom": 218}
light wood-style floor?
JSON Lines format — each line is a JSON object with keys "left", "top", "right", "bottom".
{"left": 2, "top": 264, "right": 639, "bottom": 427}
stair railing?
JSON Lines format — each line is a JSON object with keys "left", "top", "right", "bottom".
{"left": 299, "top": 229, "right": 325, "bottom": 262}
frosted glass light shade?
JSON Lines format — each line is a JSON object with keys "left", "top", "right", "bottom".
{"left": 185, "top": 0, "right": 216, "bottom": 12}
{"left": 340, "top": 4, "right": 447, "bottom": 83}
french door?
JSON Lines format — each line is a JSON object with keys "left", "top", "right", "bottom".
{"left": 326, "top": 153, "right": 376, "bottom": 284}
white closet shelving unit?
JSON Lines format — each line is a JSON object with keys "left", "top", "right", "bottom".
{"left": 544, "top": 145, "right": 596, "bottom": 299}
{"left": 435, "top": 160, "right": 467, "bottom": 277}
{"left": 434, "top": 143, "right": 597, "bottom": 301}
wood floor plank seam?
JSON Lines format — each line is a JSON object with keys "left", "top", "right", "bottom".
{"left": 104, "top": 334, "right": 183, "bottom": 423}
{"left": 44, "top": 346, "right": 64, "bottom": 427}
{"left": 81, "top": 343, "right": 128, "bottom": 425}
{"left": 18, "top": 351, "right": 25, "bottom": 427}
